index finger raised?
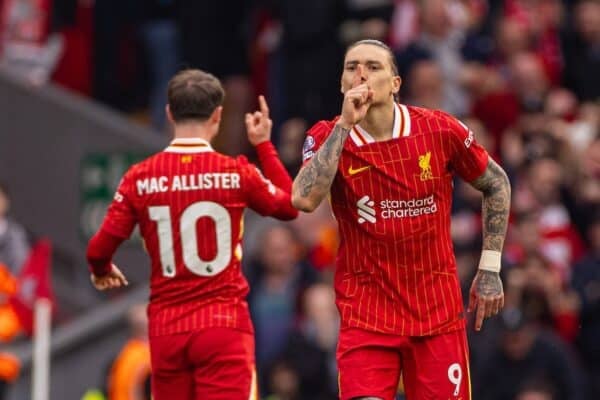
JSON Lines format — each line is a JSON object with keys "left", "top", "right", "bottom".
{"left": 258, "top": 95, "right": 269, "bottom": 118}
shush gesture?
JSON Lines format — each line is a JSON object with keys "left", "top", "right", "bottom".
{"left": 90, "top": 263, "right": 129, "bottom": 291}
{"left": 339, "top": 65, "right": 374, "bottom": 128}
{"left": 245, "top": 95, "right": 273, "bottom": 146}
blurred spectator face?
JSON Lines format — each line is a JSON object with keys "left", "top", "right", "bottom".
{"left": 128, "top": 303, "right": 149, "bottom": 339}
{"left": 516, "top": 389, "right": 554, "bottom": 400}
{"left": 588, "top": 218, "right": 600, "bottom": 253}
{"left": 269, "top": 362, "right": 300, "bottom": 399}
{"left": 303, "top": 283, "right": 336, "bottom": 324}
{"left": 302, "top": 283, "right": 338, "bottom": 348}
{"left": 537, "top": 0, "right": 563, "bottom": 30}
{"left": 419, "top": 0, "right": 452, "bottom": 38}
{"left": 515, "top": 215, "right": 541, "bottom": 253}
{"left": 522, "top": 255, "right": 558, "bottom": 294}
{"left": 510, "top": 53, "right": 549, "bottom": 102}
{"left": 544, "top": 88, "right": 577, "bottom": 119}
{"left": 278, "top": 118, "right": 308, "bottom": 169}
{"left": 259, "top": 226, "right": 298, "bottom": 275}
{"left": 407, "top": 60, "right": 443, "bottom": 109}
{"left": 342, "top": 44, "right": 401, "bottom": 106}
{"left": 581, "top": 138, "right": 600, "bottom": 178}
{"left": 0, "top": 186, "right": 8, "bottom": 219}
{"left": 575, "top": 0, "right": 600, "bottom": 43}
{"left": 502, "top": 323, "right": 536, "bottom": 361}
{"left": 527, "top": 158, "right": 562, "bottom": 205}
{"left": 496, "top": 18, "right": 530, "bottom": 59}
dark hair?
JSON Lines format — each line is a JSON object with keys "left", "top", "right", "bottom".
{"left": 345, "top": 39, "right": 399, "bottom": 77}
{"left": 167, "top": 69, "right": 225, "bottom": 123}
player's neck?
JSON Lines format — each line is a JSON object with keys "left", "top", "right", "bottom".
{"left": 172, "top": 121, "right": 215, "bottom": 142}
{"left": 359, "top": 102, "right": 395, "bottom": 141}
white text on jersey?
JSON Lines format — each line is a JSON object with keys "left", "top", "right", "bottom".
{"left": 136, "top": 173, "right": 241, "bottom": 195}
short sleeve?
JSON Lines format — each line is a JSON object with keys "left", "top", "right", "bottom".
{"left": 301, "top": 120, "right": 336, "bottom": 166}
{"left": 446, "top": 115, "right": 489, "bottom": 182}
{"left": 100, "top": 169, "right": 138, "bottom": 239}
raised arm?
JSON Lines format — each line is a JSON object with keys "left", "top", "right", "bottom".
{"left": 467, "top": 158, "right": 512, "bottom": 330}
{"left": 291, "top": 123, "right": 350, "bottom": 212}
{"left": 292, "top": 68, "right": 373, "bottom": 212}
{"left": 246, "top": 95, "right": 293, "bottom": 192}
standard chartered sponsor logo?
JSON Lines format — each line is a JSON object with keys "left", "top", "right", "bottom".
{"left": 381, "top": 195, "right": 438, "bottom": 218}
{"left": 357, "top": 195, "right": 376, "bottom": 224}
{"left": 357, "top": 194, "right": 438, "bottom": 223}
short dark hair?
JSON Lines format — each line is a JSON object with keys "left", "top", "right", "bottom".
{"left": 167, "top": 69, "right": 225, "bottom": 123}
{"left": 345, "top": 39, "right": 399, "bottom": 76}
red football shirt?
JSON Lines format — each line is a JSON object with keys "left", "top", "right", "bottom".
{"left": 98, "top": 138, "right": 296, "bottom": 336}
{"left": 302, "top": 104, "right": 489, "bottom": 336}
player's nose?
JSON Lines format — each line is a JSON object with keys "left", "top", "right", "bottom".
{"left": 353, "top": 65, "right": 367, "bottom": 86}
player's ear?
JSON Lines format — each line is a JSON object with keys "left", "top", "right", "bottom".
{"left": 165, "top": 105, "right": 174, "bottom": 124}
{"left": 391, "top": 75, "right": 401, "bottom": 98}
{"left": 211, "top": 106, "right": 223, "bottom": 124}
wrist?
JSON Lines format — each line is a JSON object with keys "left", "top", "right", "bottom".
{"left": 89, "top": 261, "right": 112, "bottom": 277}
{"left": 252, "top": 138, "right": 271, "bottom": 147}
{"left": 255, "top": 140, "right": 274, "bottom": 151}
{"left": 336, "top": 119, "right": 354, "bottom": 130}
{"left": 478, "top": 250, "right": 502, "bottom": 273}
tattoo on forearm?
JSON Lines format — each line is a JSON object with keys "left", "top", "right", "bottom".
{"left": 470, "top": 159, "right": 511, "bottom": 252}
{"left": 295, "top": 125, "right": 349, "bottom": 198}
{"left": 476, "top": 270, "right": 503, "bottom": 297}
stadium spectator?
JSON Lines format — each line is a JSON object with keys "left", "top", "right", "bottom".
{"left": 175, "top": 0, "right": 253, "bottom": 155}
{"left": 473, "top": 308, "right": 587, "bottom": 400}
{"left": 107, "top": 303, "right": 151, "bottom": 400}
{"left": 246, "top": 224, "right": 316, "bottom": 383}
{"left": 571, "top": 212, "right": 600, "bottom": 399}
{"left": 292, "top": 39, "right": 511, "bottom": 399}
{"left": 86, "top": 69, "right": 298, "bottom": 400}
{"left": 278, "top": 283, "right": 339, "bottom": 399}
{"left": 562, "top": 0, "right": 600, "bottom": 102}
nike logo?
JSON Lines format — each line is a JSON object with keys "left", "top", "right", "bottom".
{"left": 348, "top": 165, "right": 371, "bottom": 175}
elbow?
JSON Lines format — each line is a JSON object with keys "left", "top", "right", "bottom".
{"left": 291, "top": 194, "right": 318, "bottom": 213}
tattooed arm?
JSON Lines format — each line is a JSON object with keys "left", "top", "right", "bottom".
{"left": 467, "top": 158, "right": 511, "bottom": 331}
{"left": 292, "top": 67, "right": 373, "bottom": 212}
{"left": 292, "top": 123, "right": 351, "bottom": 211}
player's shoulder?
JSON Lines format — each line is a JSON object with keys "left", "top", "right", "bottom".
{"left": 306, "top": 117, "right": 339, "bottom": 140}
{"left": 404, "top": 105, "right": 465, "bottom": 135}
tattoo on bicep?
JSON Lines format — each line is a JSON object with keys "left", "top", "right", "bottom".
{"left": 470, "top": 159, "right": 511, "bottom": 252}
{"left": 476, "top": 270, "right": 503, "bottom": 296}
{"left": 296, "top": 125, "right": 349, "bottom": 198}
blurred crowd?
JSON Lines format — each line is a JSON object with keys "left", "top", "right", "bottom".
{"left": 1, "top": 0, "right": 599, "bottom": 400}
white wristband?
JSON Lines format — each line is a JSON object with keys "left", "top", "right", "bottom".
{"left": 478, "top": 250, "right": 502, "bottom": 273}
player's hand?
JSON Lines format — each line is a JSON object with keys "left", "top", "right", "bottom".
{"left": 245, "top": 95, "right": 273, "bottom": 146}
{"left": 339, "top": 65, "right": 373, "bottom": 128}
{"left": 468, "top": 269, "right": 504, "bottom": 331}
{"left": 90, "top": 263, "right": 129, "bottom": 291}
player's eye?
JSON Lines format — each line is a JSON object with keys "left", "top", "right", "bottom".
{"left": 346, "top": 65, "right": 356, "bottom": 71}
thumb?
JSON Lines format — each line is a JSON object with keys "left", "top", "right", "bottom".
{"left": 111, "top": 265, "right": 129, "bottom": 285}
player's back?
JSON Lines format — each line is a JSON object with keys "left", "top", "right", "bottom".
{"left": 121, "top": 139, "right": 264, "bottom": 335}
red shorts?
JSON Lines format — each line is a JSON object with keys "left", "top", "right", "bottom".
{"left": 149, "top": 327, "right": 258, "bottom": 400}
{"left": 337, "top": 328, "right": 471, "bottom": 400}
